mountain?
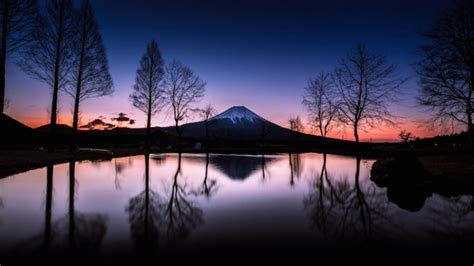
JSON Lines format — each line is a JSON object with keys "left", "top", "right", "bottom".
{"left": 0, "top": 114, "right": 38, "bottom": 147}
{"left": 36, "top": 124, "right": 73, "bottom": 134}
{"left": 162, "top": 106, "right": 320, "bottom": 141}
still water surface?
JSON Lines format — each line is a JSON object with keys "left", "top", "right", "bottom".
{"left": 0, "top": 153, "right": 473, "bottom": 256}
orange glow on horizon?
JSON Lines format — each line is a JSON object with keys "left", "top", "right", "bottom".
{"left": 7, "top": 108, "right": 448, "bottom": 142}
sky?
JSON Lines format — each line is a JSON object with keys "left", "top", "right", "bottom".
{"left": 5, "top": 0, "right": 453, "bottom": 141}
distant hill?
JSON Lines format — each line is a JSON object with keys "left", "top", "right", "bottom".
{"left": 36, "top": 124, "right": 73, "bottom": 134}
{"left": 0, "top": 114, "right": 38, "bottom": 148}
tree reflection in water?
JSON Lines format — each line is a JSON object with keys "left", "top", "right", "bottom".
{"left": 161, "top": 153, "right": 204, "bottom": 245}
{"left": 289, "top": 153, "right": 303, "bottom": 187}
{"left": 126, "top": 153, "right": 203, "bottom": 252}
{"left": 304, "top": 155, "right": 395, "bottom": 243}
{"left": 54, "top": 162, "right": 108, "bottom": 253}
{"left": 126, "top": 154, "right": 162, "bottom": 252}
{"left": 193, "top": 153, "right": 218, "bottom": 199}
{"left": 427, "top": 195, "right": 474, "bottom": 242}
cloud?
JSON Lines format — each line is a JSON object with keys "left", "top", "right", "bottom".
{"left": 111, "top": 112, "right": 131, "bottom": 122}
{"left": 129, "top": 119, "right": 135, "bottom": 125}
{"left": 80, "top": 118, "right": 116, "bottom": 130}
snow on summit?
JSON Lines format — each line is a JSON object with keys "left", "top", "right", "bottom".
{"left": 211, "top": 106, "right": 266, "bottom": 124}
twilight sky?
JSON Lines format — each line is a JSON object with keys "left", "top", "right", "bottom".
{"left": 5, "top": 0, "right": 452, "bottom": 141}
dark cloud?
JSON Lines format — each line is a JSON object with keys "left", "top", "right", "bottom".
{"left": 129, "top": 119, "right": 135, "bottom": 125}
{"left": 111, "top": 112, "right": 131, "bottom": 122}
{"left": 80, "top": 118, "right": 116, "bottom": 130}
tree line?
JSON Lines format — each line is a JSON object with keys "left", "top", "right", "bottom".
{"left": 301, "top": 0, "right": 474, "bottom": 149}
{"left": 1, "top": 0, "right": 206, "bottom": 152}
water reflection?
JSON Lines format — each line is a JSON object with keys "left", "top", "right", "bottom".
{"left": 126, "top": 154, "right": 161, "bottom": 252}
{"left": 126, "top": 154, "right": 204, "bottom": 252}
{"left": 0, "top": 153, "right": 473, "bottom": 256}
{"left": 54, "top": 162, "right": 108, "bottom": 252}
{"left": 187, "top": 154, "right": 282, "bottom": 181}
{"left": 289, "top": 153, "right": 303, "bottom": 186}
{"left": 162, "top": 153, "right": 204, "bottom": 245}
{"left": 304, "top": 156, "right": 395, "bottom": 242}
{"left": 193, "top": 153, "right": 218, "bottom": 199}
{"left": 43, "top": 164, "right": 54, "bottom": 250}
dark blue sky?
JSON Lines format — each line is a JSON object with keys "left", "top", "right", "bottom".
{"left": 7, "top": 0, "right": 451, "bottom": 140}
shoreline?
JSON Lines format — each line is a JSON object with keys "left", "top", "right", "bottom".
{"left": 0, "top": 147, "right": 471, "bottom": 179}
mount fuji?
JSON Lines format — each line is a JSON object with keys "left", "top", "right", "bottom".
{"left": 162, "top": 106, "right": 317, "bottom": 141}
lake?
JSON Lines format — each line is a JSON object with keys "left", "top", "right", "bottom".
{"left": 0, "top": 153, "right": 473, "bottom": 258}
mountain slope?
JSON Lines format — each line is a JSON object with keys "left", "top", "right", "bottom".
{"left": 0, "top": 114, "right": 38, "bottom": 147}
{"left": 162, "top": 106, "right": 322, "bottom": 141}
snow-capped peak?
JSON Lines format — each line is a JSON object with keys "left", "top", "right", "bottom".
{"left": 211, "top": 106, "right": 265, "bottom": 124}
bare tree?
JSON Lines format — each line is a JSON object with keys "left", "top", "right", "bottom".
{"left": 163, "top": 59, "right": 206, "bottom": 147}
{"left": 288, "top": 115, "right": 304, "bottom": 147}
{"left": 0, "top": 0, "right": 38, "bottom": 114}
{"left": 399, "top": 130, "right": 414, "bottom": 143}
{"left": 416, "top": 0, "right": 474, "bottom": 149}
{"left": 65, "top": 0, "right": 113, "bottom": 151}
{"left": 334, "top": 44, "right": 406, "bottom": 143}
{"left": 129, "top": 40, "right": 164, "bottom": 149}
{"left": 19, "top": 0, "right": 75, "bottom": 152}
{"left": 193, "top": 104, "right": 216, "bottom": 148}
{"left": 288, "top": 115, "right": 304, "bottom": 132}
{"left": 302, "top": 71, "right": 339, "bottom": 137}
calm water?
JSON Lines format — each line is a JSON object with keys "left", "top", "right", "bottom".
{"left": 0, "top": 153, "right": 473, "bottom": 257}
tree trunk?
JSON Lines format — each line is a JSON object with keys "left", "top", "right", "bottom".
{"left": 354, "top": 123, "right": 360, "bottom": 143}
{"left": 0, "top": 0, "right": 8, "bottom": 114}
{"left": 70, "top": 22, "right": 86, "bottom": 152}
{"left": 71, "top": 95, "right": 80, "bottom": 152}
{"left": 145, "top": 109, "right": 151, "bottom": 149}
{"left": 467, "top": 110, "right": 473, "bottom": 151}
{"left": 49, "top": 6, "right": 64, "bottom": 153}
{"left": 205, "top": 120, "right": 209, "bottom": 150}
{"left": 175, "top": 119, "right": 182, "bottom": 150}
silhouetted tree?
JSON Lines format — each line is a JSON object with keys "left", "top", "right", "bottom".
{"left": 399, "top": 130, "right": 414, "bottom": 143}
{"left": 65, "top": 0, "right": 113, "bottom": 151}
{"left": 193, "top": 104, "right": 216, "bottom": 149}
{"left": 0, "top": 0, "right": 38, "bottom": 114}
{"left": 334, "top": 44, "right": 406, "bottom": 143}
{"left": 19, "top": 0, "right": 75, "bottom": 152}
{"left": 288, "top": 116, "right": 304, "bottom": 148}
{"left": 288, "top": 116, "right": 304, "bottom": 132}
{"left": 163, "top": 60, "right": 206, "bottom": 147}
{"left": 130, "top": 40, "right": 165, "bottom": 149}
{"left": 416, "top": 0, "right": 474, "bottom": 149}
{"left": 302, "top": 71, "right": 339, "bottom": 137}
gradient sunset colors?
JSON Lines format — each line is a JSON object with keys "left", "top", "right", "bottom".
{"left": 4, "top": 0, "right": 453, "bottom": 141}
